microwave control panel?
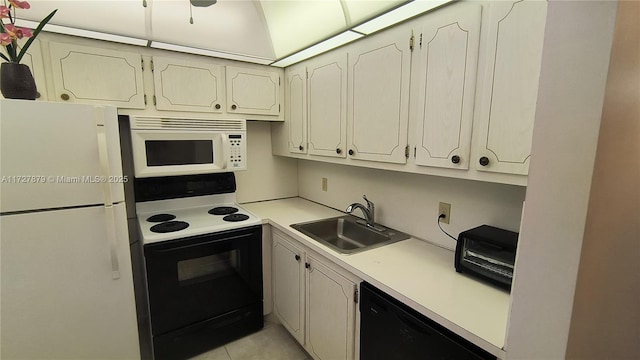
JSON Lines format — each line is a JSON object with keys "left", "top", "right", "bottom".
{"left": 228, "top": 134, "right": 246, "bottom": 170}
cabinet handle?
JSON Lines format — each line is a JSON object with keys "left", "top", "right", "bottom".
{"left": 305, "top": 262, "right": 310, "bottom": 269}
{"left": 479, "top": 156, "right": 490, "bottom": 166}
{"left": 348, "top": 149, "right": 354, "bottom": 156}
{"left": 231, "top": 104, "right": 237, "bottom": 110}
{"left": 215, "top": 104, "right": 221, "bottom": 110}
{"left": 451, "top": 155, "right": 460, "bottom": 164}
{"left": 298, "top": 145, "right": 304, "bottom": 151}
{"left": 336, "top": 148, "right": 342, "bottom": 154}
{"left": 295, "top": 254, "right": 300, "bottom": 262}
{"left": 60, "top": 93, "right": 70, "bottom": 101}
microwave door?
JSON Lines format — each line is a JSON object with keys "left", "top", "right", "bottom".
{"left": 131, "top": 131, "right": 225, "bottom": 177}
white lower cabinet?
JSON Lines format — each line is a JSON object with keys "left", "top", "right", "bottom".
{"left": 272, "top": 229, "right": 305, "bottom": 344}
{"left": 271, "top": 228, "right": 357, "bottom": 360}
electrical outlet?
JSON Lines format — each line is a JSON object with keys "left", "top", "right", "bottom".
{"left": 439, "top": 202, "right": 451, "bottom": 224}
{"left": 322, "top": 177, "right": 328, "bottom": 192}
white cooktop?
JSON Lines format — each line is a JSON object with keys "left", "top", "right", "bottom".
{"left": 136, "top": 194, "right": 262, "bottom": 245}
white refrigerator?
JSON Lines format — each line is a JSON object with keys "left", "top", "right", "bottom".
{"left": 0, "top": 99, "right": 140, "bottom": 359}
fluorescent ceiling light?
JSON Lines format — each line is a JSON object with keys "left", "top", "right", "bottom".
{"left": 150, "top": 42, "right": 274, "bottom": 65}
{"left": 271, "top": 31, "right": 363, "bottom": 68}
{"left": 15, "top": 19, "right": 148, "bottom": 47}
{"left": 353, "top": 0, "right": 453, "bottom": 35}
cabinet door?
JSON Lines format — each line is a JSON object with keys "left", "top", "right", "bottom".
{"left": 226, "top": 66, "right": 280, "bottom": 116}
{"left": 1, "top": 39, "right": 47, "bottom": 101}
{"left": 305, "top": 254, "right": 356, "bottom": 360}
{"left": 152, "top": 56, "right": 224, "bottom": 113}
{"left": 347, "top": 25, "right": 411, "bottom": 164}
{"left": 285, "top": 64, "right": 307, "bottom": 154}
{"left": 415, "top": 3, "right": 481, "bottom": 169}
{"left": 307, "top": 52, "right": 348, "bottom": 158}
{"left": 473, "top": 0, "right": 547, "bottom": 175}
{"left": 48, "top": 42, "right": 145, "bottom": 109}
{"left": 272, "top": 231, "right": 305, "bottom": 345}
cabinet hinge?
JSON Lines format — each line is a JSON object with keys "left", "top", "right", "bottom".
{"left": 150, "top": 60, "right": 154, "bottom": 72}
{"left": 409, "top": 34, "right": 415, "bottom": 51}
{"left": 141, "top": 58, "right": 144, "bottom": 71}
{"left": 153, "top": 95, "right": 157, "bottom": 106}
{"left": 354, "top": 288, "right": 359, "bottom": 304}
{"left": 405, "top": 145, "right": 410, "bottom": 159}
{"left": 420, "top": 33, "right": 423, "bottom": 48}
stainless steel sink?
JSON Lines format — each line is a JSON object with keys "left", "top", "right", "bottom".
{"left": 291, "top": 215, "right": 410, "bottom": 254}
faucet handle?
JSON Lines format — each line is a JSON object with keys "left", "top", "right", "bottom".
{"left": 362, "top": 195, "right": 374, "bottom": 210}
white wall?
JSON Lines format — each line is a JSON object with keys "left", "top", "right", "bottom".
{"left": 297, "top": 160, "right": 526, "bottom": 250}
{"left": 505, "top": 1, "right": 619, "bottom": 358}
{"left": 236, "top": 121, "right": 298, "bottom": 203}
{"left": 566, "top": 1, "right": 640, "bottom": 357}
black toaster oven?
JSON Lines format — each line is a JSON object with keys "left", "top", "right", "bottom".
{"left": 455, "top": 225, "right": 519, "bottom": 290}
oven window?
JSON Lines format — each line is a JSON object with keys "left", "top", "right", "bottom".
{"left": 177, "top": 250, "right": 238, "bottom": 286}
{"left": 145, "top": 140, "right": 213, "bottom": 166}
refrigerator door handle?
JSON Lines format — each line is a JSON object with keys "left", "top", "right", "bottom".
{"left": 95, "top": 108, "right": 113, "bottom": 206}
{"left": 95, "top": 107, "right": 120, "bottom": 279}
{"left": 105, "top": 204, "right": 121, "bottom": 280}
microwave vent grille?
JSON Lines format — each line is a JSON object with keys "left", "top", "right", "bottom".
{"left": 131, "top": 117, "right": 246, "bottom": 131}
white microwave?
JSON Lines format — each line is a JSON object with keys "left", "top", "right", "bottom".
{"left": 130, "top": 116, "right": 247, "bottom": 178}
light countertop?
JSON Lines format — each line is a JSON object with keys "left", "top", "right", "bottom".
{"left": 242, "top": 197, "right": 510, "bottom": 358}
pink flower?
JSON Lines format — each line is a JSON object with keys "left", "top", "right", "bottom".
{"left": 3, "top": 24, "right": 32, "bottom": 39}
{"left": 8, "top": 0, "right": 30, "bottom": 10}
{"left": 0, "top": 33, "right": 11, "bottom": 46}
{"left": 0, "top": 5, "right": 10, "bottom": 18}
{"left": 19, "top": 27, "right": 32, "bottom": 38}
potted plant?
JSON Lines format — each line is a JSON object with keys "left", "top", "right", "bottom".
{"left": 0, "top": 0, "right": 55, "bottom": 99}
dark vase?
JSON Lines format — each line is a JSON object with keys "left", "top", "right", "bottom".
{"left": 1, "top": 62, "right": 37, "bottom": 100}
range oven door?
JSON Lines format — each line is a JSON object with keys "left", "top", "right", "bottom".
{"left": 144, "top": 225, "right": 263, "bottom": 336}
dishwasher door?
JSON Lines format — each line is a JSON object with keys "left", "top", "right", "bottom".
{"left": 359, "top": 282, "right": 496, "bottom": 360}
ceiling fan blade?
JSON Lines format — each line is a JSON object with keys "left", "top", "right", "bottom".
{"left": 190, "top": 0, "right": 217, "bottom": 7}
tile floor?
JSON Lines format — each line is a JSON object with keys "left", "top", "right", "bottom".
{"left": 189, "top": 316, "right": 311, "bottom": 360}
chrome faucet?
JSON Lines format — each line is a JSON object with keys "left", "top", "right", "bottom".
{"left": 346, "top": 195, "right": 376, "bottom": 228}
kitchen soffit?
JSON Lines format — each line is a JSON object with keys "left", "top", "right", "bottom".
{"left": 16, "top": 0, "right": 454, "bottom": 66}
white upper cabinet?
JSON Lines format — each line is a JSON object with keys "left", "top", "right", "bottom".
{"left": 48, "top": 42, "right": 145, "bottom": 109}
{"left": 472, "top": 0, "right": 547, "bottom": 175}
{"left": 226, "top": 66, "right": 280, "bottom": 116}
{"left": 347, "top": 24, "right": 412, "bottom": 164}
{"left": 151, "top": 56, "right": 224, "bottom": 113}
{"left": 285, "top": 64, "right": 307, "bottom": 154}
{"left": 307, "top": 52, "right": 348, "bottom": 159}
{"left": 414, "top": 3, "right": 481, "bottom": 170}
{"left": 1, "top": 39, "right": 47, "bottom": 101}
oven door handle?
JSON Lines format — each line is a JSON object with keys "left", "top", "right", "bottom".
{"left": 149, "top": 233, "right": 250, "bottom": 254}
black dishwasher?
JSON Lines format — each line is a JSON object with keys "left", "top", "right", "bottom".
{"left": 360, "top": 282, "right": 496, "bottom": 360}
